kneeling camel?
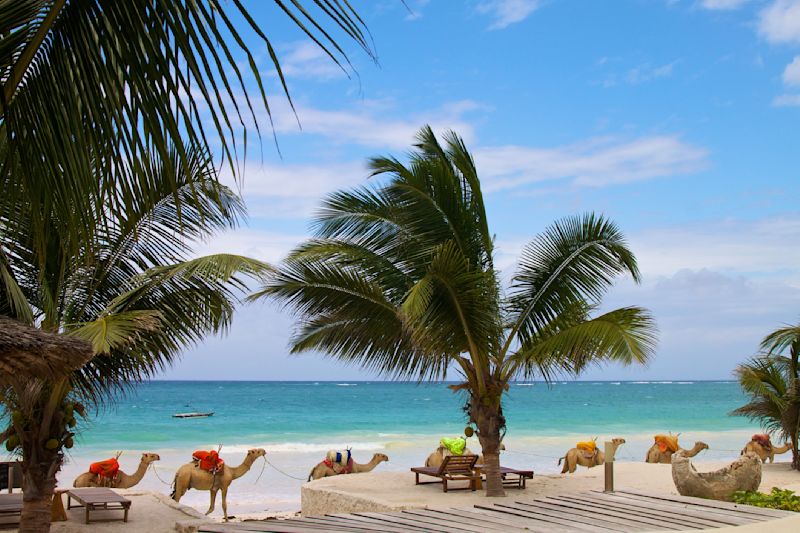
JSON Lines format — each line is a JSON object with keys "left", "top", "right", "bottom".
{"left": 559, "top": 438, "right": 625, "bottom": 474}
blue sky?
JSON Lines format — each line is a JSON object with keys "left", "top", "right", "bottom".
{"left": 162, "top": 0, "right": 800, "bottom": 380}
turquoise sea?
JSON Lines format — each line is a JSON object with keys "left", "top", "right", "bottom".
{"left": 36, "top": 380, "right": 763, "bottom": 516}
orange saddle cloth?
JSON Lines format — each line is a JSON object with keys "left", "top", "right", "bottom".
{"left": 752, "top": 434, "right": 772, "bottom": 450}
{"left": 89, "top": 458, "right": 120, "bottom": 479}
{"left": 193, "top": 450, "right": 224, "bottom": 472}
{"left": 654, "top": 435, "right": 679, "bottom": 453}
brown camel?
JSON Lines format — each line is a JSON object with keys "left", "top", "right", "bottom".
{"left": 646, "top": 440, "right": 708, "bottom": 464}
{"left": 307, "top": 453, "right": 389, "bottom": 481}
{"left": 741, "top": 439, "right": 792, "bottom": 463}
{"left": 172, "top": 448, "right": 266, "bottom": 521}
{"left": 73, "top": 453, "right": 160, "bottom": 488}
{"left": 424, "top": 444, "right": 505, "bottom": 467}
{"left": 559, "top": 438, "right": 625, "bottom": 474}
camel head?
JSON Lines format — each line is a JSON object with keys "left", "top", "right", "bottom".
{"left": 611, "top": 438, "right": 626, "bottom": 446}
{"left": 696, "top": 441, "right": 709, "bottom": 451}
{"left": 141, "top": 453, "right": 160, "bottom": 464}
{"left": 247, "top": 448, "right": 267, "bottom": 460}
{"left": 373, "top": 453, "right": 389, "bottom": 463}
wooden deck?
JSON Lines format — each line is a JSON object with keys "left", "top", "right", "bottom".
{"left": 199, "top": 490, "right": 795, "bottom": 532}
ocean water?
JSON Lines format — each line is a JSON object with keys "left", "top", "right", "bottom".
{"left": 36, "top": 380, "right": 762, "bottom": 517}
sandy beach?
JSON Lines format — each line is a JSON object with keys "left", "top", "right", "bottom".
{"left": 6, "top": 460, "right": 792, "bottom": 532}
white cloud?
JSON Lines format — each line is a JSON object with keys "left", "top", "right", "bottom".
{"left": 276, "top": 41, "right": 348, "bottom": 81}
{"left": 625, "top": 61, "right": 678, "bottom": 84}
{"left": 268, "top": 98, "right": 482, "bottom": 150}
{"left": 758, "top": 0, "right": 800, "bottom": 44}
{"left": 700, "top": 0, "right": 751, "bottom": 10}
{"left": 782, "top": 55, "right": 800, "bottom": 85}
{"left": 194, "top": 229, "right": 304, "bottom": 264}
{"left": 477, "top": 0, "right": 541, "bottom": 30}
{"left": 474, "top": 135, "right": 708, "bottom": 191}
{"left": 772, "top": 93, "right": 800, "bottom": 105}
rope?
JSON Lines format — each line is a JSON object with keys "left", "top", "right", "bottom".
{"left": 149, "top": 463, "right": 173, "bottom": 486}
{"left": 265, "top": 458, "right": 308, "bottom": 482}
{"left": 504, "top": 448, "right": 561, "bottom": 460}
{"left": 253, "top": 456, "right": 267, "bottom": 484}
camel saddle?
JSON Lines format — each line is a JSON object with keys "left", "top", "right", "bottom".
{"left": 655, "top": 434, "right": 679, "bottom": 453}
{"left": 323, "top": 450, "right": 353, "bottom": 474}
{"left": 89, "top": 458, "right": 120, "bottom": 483}
{"left": 752, "top": 434, "right": 772, "bottom": 451}
{"left": 193, "top": 450, "right": 224, "bottom": 473}
{"left": 576, "top": 440, "right": 598, "bottom": 460}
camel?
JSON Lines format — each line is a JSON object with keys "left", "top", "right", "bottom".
{"left": 646, "top": 437, "right": 708, "bottom": 464}
{"left": 307, "top": 453, "right": 389, "bottom": 481}
{"left": 73, "top": 453, "right": 160, "bottom": 488}
{"left": 741, "top": 436, "right": 792, "bottom": 463}
{"left": 559, "top": 438, "right": 625, "bottom": 474}
{"left": 672, "top": 451, "right": 761, "bottom": 501}
{"left": 424, "top": 444, "right": 505, "bottom": 468}
{"left": 172, "top": 448, "right": 266, "bottom": 521}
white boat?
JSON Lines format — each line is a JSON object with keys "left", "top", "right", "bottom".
{"left": 173, "top": 412, "right": 214, "bottom": 419}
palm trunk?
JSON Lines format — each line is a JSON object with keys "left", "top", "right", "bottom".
{"left": 470, "top": 394, "right": 505, "bottom": 497}
{"left": 791, "top": 434, "right": 799, "bottom": 471}
{"left": 20, "top": 449, "right": 60, "bottom": 533}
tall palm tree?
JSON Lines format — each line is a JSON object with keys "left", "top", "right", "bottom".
{"left": 1, "top": 0, "right": 373, "bottom": 270}
{"left": 256, "top": 126, "right": 658, "bottom": 496}
{"left": 0, "top": 144, "right": 270, "bottom": 531}
{"left": 732, "top": 323, "right": 800, "bottom": 470}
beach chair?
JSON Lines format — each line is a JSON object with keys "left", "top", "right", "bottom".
{"left": 0, "top": 461, "right": 22, "bottom": 493}
{"left": 499, "top": 466, "right": 534, "bottom": 489}
{"left": 67, "top": 487, "right": 131, "bottom": 524}
{"left": 0, "top": 493, "right": 22, "bottom": 525}
{"left": 410, "top": 454, "right": 481, "bottom": 492}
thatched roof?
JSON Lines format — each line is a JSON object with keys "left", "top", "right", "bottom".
{"left": 0, "top": 316, "right": 94, "bottom": 381}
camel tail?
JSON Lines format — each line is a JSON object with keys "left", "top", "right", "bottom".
{"left": 557, "top": 456, "right": 564, "bottom": 466}
{"left": 170, "top": 473, "right": 177, "bottom": 499}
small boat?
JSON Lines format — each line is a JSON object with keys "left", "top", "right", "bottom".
{"left": 173, "top": 412, "right": 214, "bottom": 419}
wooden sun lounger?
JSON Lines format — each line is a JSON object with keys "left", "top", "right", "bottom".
{"left": 0, "top": 493, "right": 23, "bottom": 524}
{"left": 499, "top": 466, "right": 534, "bottom": 489}
{"left": 410, "top": 454, "right": 481, "bottom": 492}
{"left": 67, "top": 487, "right": 131, "bottom": 524}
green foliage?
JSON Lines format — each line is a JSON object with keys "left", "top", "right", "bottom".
{"left": 731, "top": 322, "right": 800, "bottom": 468}
{"left": 732, "top": 488, "right": 800, "bottom": 512}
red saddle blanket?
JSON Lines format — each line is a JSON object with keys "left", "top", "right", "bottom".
{"left": 322, "top": 457, "right": 353, "bottom": 474}
{"left": 752, "top": 434, "right": 772, "bottom": 450}
{"left": 89, "top": 458, "right": 120, "bottom": 479}
{"left": 193, "top": 450, "right": 224, "bottom": 472}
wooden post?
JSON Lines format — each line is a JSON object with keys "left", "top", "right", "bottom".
{"left": 604, "top": 441, "right": 614, "bottom": 493}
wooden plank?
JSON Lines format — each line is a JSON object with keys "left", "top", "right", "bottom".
{"left": 551, "top": 493, "right": 707, "bottom": 530}
{"left": 399, "top": 508, "right": 508, "bottom": 532}
{"left": 617, "top": 490, "right": 794, "bottom": 518}
{"left": 451, "top": 506, "right": 569, "bottom": 532}
{"left": 198, "top": 522, "right": 347, "bottom": 533}
{"left": 517, "top": 498, "right": 666, "bottom": 531}
{"left": 499, "top": 501, "right": 634, "bottom": 532}
{"left": 590, "top": 492, "right": 758, "bottom": 526}
{"left": 354, "top": 511, "right": 461, "bottom": 532}
{"left": 600, "top": 492, "right": 763, "bottom": 523}
{"left": 541, "top": 495, "right": 690, "bottom": 531}
{"left": 480, "top": 502, "right": 619, "bottom": 531}
{"left": 327, "top": 512, "right": 423, "bottom": 532}
{"left": 298, "top": 517, "right": 396, "bottom": 532}
{"left": 572, "top": 493, "right": 730, "bottom": 529}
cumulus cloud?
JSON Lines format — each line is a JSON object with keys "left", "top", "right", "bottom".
{"left": 477, "top": 0, "right": 541, "bottom": 30}
{"left": 474, "top": 136, "right": 708, "bottom": 191}
{"left": 758, "top": 0, "right": 800, "bottom": 44}
{"left": 275, "top": 41, "right": 348, "bottom": 81}
{"left": 782, "top": 55, "right": 800, "bottom": 85}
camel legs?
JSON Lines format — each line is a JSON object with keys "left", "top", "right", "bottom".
{"left": 172, "top": 483, "right": 187, "bottom": 503}
{"left": 221, "top": 486, "right": 229, "bottom": 522}
{"left": 206, "top": 489, "right": 217, "bottom": 516}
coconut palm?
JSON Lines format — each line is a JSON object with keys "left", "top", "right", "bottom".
{"left": 1, "top": 0, "right": 372, "bottom": 265}
{"left": 732, "top": 323, "right": 800, "bottom": 470}
{"left": 0, "top": 144, "right": 270, "bottom": 531}
{"left": 256, "top": 126, "right": 658, "bottom": 496}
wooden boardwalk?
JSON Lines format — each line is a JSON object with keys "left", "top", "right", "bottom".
{"left": 199, "top": 490, "right": 795, "bottom": 532}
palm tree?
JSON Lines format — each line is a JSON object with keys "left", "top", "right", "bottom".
{"left": 0, "top": 144, "right": 270, "bottom": 531}
{"left": 256, "top": 126, "right": 658, "bottom": 496}
{"left": 1, "top": 0, "right": 373, "bottom": 264}
{"left": 732, "top": 323, "right": 800, "bottom": 470}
